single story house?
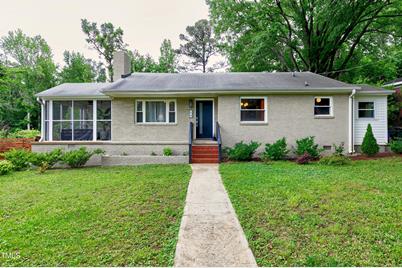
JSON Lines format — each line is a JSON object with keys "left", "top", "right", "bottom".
{"left": 33, "top": 51, "right": 394, "bottom": 165}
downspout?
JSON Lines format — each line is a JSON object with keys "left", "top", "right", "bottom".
{"left": 37, "top": 98, "right": 45, "bottom": 142}
{"left": 348, "top": 89, "right": 356, "bottom": 154}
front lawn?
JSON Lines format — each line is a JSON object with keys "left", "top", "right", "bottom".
{"left": 220, "top": 158, "right": 402, "bottom": 266}
{"left": 0, "top": 165, "right": 191, "bottom": 266}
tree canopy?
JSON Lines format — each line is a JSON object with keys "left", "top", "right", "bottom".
{"left": 0, "top": 30, "right": 57, "bottom": 130}
{"left": 59, "top": 51, "right": 106, "bottom": 83}
{"left": 81, "top": 19, "right": 127, "bottom": 82}
{"left": 177, "top": 19, "right": 218, "bottom": 72}
{"left": 208, "top": 0, "right": 402, "bottom": 78}
{"left": 129, "top": 39, "right": 178, "bottom": 73}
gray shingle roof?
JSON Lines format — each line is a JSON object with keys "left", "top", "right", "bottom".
{"left": 36, "top": 72, "right": 393, "bottom": 98}
{"left": 355, "top": 84, "right": 394, "bottom": 94}
{"left": 102, "top": 72, "right": 355, "bottom": 93}
{"left": 36, "top": 83, "right": 109, "bottom": 98}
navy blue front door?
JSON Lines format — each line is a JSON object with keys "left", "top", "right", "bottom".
{"left": 196, "top": 100, "right": 213, "bottom": 139}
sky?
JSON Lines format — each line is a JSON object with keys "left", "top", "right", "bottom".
{"left": 0, "top": 0, "right": 210, "bottom": 65}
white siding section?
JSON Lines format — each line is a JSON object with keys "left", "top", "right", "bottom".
{"left": 354, "top": 96, "right": 388, "bottom": 145}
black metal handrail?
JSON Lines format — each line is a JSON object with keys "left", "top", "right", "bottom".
{"left": 216, "top": 122, "right": 222, "bottom": 163}
{"left": 189, "top": 122, "right": 193, "bottom": 163}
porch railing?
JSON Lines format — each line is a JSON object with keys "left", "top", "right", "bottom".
{"left": 188, "top": 122, "right": 193, "bottom": 164}
{"left": 216, "top": 122, "right": 222, "bottom": 163}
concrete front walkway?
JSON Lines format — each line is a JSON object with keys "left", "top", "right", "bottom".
{"left": 174, "top": 164, "right": 257, "bottom": 267}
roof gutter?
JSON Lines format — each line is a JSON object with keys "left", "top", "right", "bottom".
{"left": 101, "top": 88, "right": 357, "bottom": 97}
{"left": 355, "top": 90, "right": 394, "bottom": 96}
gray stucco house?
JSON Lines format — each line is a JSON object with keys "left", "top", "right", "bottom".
{"left": 34, "top": 51, "right": 393, "bottom": 165}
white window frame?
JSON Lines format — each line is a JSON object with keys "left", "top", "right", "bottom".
{"left": 135, "top": 99, "right": 177, "bottom": 125}
{"left": 314, "top": 96, "right": 333, "bottom": 117}
{"left": 240, "top": 96, "right": 268, "bottom": 124}
{"left": 357, "top": 101, "right": 375, "bottom": 119}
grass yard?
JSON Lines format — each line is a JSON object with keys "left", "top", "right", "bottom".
{"left": 220, "top": 158, "right": 402, "bottom": 266}
{"left": 0, "top": 165, "right": 191, "bottom": 266}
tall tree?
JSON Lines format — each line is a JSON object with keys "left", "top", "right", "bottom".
{"left": 81, "top": 19, "right": 127, "bottom": 82}
{"left": 59, "top": 51, "right": 106, "bottom": 83}
{"left": 0, "top": 30, "right": 56, "bottom": 130}
{"left": 177, "top": 19, "right": 217, "bottom": 72}
{"left": 128, "top": 50, "right": 160, "bottom": 73}
{"left": 208, "top": 0, "right": 402, "bottom": 77}
{"left": 158, "top": 39, "right": 177, "bottom": 73}
{"left": 129, "top": 39, "right": 178, "bottom": 73}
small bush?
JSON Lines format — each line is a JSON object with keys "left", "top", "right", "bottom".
{"left": 62, "top": 147, "right": 104, "bottom": 168}
{"left": 0, "top": 160, "right": 14, "bottom": 175}
{"left": 295, "top": 136, "right": 323, "bottom": 159}
{"left": 226, "top": 141, "right": 260, "bottom": 161}
{"left": 361, "top": 124, "right": 379, "bottom": 156}
{"left": 2, "top": 149, "right": 32, "bottom": 171}
{"left": 296, "top": 152, "right": 313, "bottom": 164}
{"left": 263, "top": 137, "right": 289, "bottom": 161}
{"left": 163, "top": 147, "right": 173, "bottom": 156}
{"left": 30, "top": 149, "right": 63, "bottom": 173}
{"left": 319, "top": 155, "right": 351, "bottom": 166}
{"left": 333, "top": 142, "right": 345, "bottom": 156}
{"left": 389, "top": 139, "right": 402, "bottom": 154}
{"left": 8, "top": 129, "right": 40, "bottom": 139}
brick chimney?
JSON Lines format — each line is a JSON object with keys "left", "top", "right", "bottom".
{"left": 113, "top": 51, "right": 131, "bottom": 82}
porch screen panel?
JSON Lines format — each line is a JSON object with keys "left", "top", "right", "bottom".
{"left": 52, "top": 101, "right": 72, "bottom": 141}
{"left": 73, "top": 101, "right": 93, "bottom": 141}
{"left": 97, "top": 100, "right": 111, "bottom": 140}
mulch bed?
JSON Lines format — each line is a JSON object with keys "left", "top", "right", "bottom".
{"left": 350, "top": 152, "right": 401, "bottom": 161}
{"left": 221, "top": 153, "right": 401, "bottom": 163}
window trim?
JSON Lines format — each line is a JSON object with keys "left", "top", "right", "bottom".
{"left": 357, "top": 101, "right": 375, "bottom": 119}
{"left": 135, "top": 99, "right": 177, "bottom": 125}
{"left": 314, "top": 96, "right": 333, "bottom": 117}
{"left": 240, "top": 96, "right": 268, "bottom": 124}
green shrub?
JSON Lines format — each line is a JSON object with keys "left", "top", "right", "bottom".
{"left": 0, "top": 160, "right": 14, "bottom": 175}
{"left": 319, "top": 155, "right": 351, "bottom": 166}
{"left": 333, "top": 142, "right": 345, "bottom": 156}
{"left": 163, "top": 147, "right": 173, "bottom": 156}
{"left": 0, "top": 129, "right": 8, "bottom": 138}
{"left": 389, "top": 139, "right": 402, "bottom": 154}
{"left": 295, "top": 136, "right": 323, "bottom": 159}
{"left": 61, "top": 147, "right": 104, "bottom": 168}
{"left": 263, "top": 137, "right": 289, "bottom": 160}
{"left": 2, "top": 149, "right": 32, "bottom": 171}
{"left": 8, "top": 129, "right": 40, "bottom": 139}
{"left": 361, "top": 124, "right": 379, "bottom": 156}
{"left": 30, "top": 149, "right": 63, "bottom": 173}
{"left": 226, "top": 141, "right": 261, "bottom": 161}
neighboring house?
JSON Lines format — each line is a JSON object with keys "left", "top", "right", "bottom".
{"left": 33, "top": 51, "right": 394, "bottom": 165}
